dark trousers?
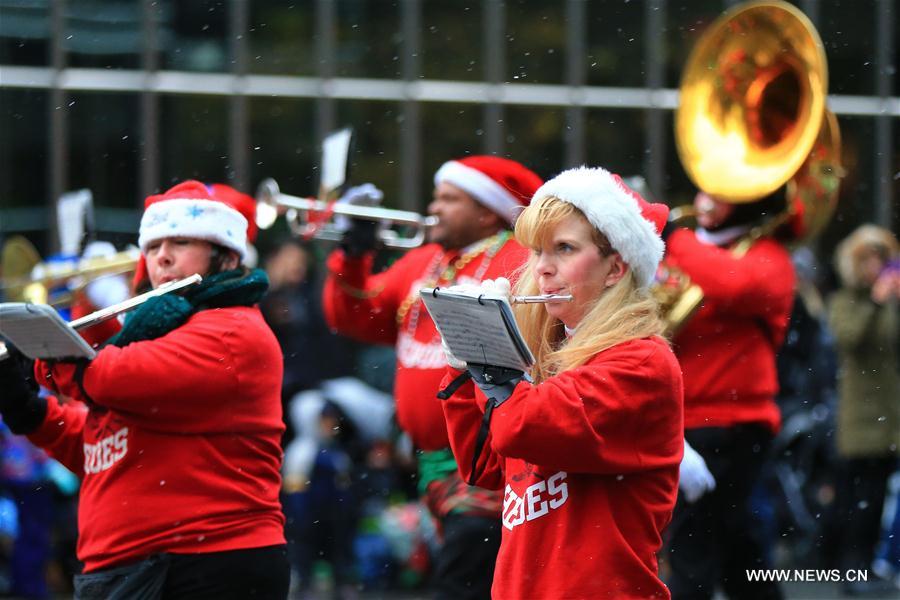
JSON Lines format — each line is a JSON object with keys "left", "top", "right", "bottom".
{"left": 666, "top": 425, "right": 782, "bottom": 600}
{"left": 74, "top": 545, "right": 290, "bottom": 600}
{"left": 432, "top": 513, "right": 501, "bottom": 600}
{"left": 834, "top": 455, "right": 896, "bottom": 572}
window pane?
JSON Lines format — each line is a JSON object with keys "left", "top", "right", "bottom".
{"left": 159, "top": 95, "right": 229, "bottom": 186}
{"left": 159, "top": 0, "right": 229, "bottom": 72}
{"left": 65, "top": 0, "right": 142, "bottom": 69}
{"left": 586, "top": 0, "right": 645, "bottom": 88}
{"left": 822, "top": 116, "right": 878, "bottom": 243}
{"left": 248, "top": 1, "right": 314, "bottom": 76}
{"left": 506, "top": 0, "right": 565, "bottom": 85}
{"left": 819, "top": 1, "right": 878, "bottom": 96}
{"left": 0, "top": 89, "right": 48, "bottom": 208}
{"left": 420, "top": 102, "right": 482, "bottom": 203}
{"left": 336, "top": 1, "right": 401, "bottom": 78}
{"left": 249, "top": 97, "right": 317, "bottom": 200}
{"left": 337, "top": 100, "right": 403, "bottom": 208}
{"left": 67, "top": 92, "right": 140, "bottom": 209}
{"left": 422, "top": 1, "right": 482, "bottom": 81}
{"left": 0, "top": 0, "right": 50, "bottom": 66}
{"left": 584, "top": 107, "right": 649, "bottom": 181}
{"left": 663, "top": 108, "right": 698, "bottom": 206}
{"left": 664, "top": 1, "right": 722, "bottom": 89}
{"left": 504, "top": 105, "right": 565, "bottom": 180}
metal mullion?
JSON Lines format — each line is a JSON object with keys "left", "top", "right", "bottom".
{"left": 400, "top": 0, "right": 422, "bottom": 212}
{"left": 874, "top": 0, "right": 894, "bottom": 228}
{"left": 564, "top": 0, "right": 586, "bottom": 168}
{"left": 644, "top": 0, "right": 666, "bottom": 198}
{"left": 48, "top": 0, "right": 67, "bottom": 253}
{"left": 229, "top": 0, "right": 249, "bottom": 190}
{"left": 483, "top": 0, "right": 504, "bottom": 155}
{"left": 315, "top": 0, "right": 337, "bottom": 148}
{"left": 140, "top": 0, "right": 160, "bottom": 200}
{"left": 800, "top": 0, "right": 819, "bottom": 25}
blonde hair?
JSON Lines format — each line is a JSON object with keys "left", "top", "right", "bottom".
{"left": 835, "top": 224, "right": 899, "bottom": 289}
{"left": 513, "top": 196, "right": 665, "bottom": 383}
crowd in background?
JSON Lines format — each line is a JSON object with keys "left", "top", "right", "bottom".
{"left": 0, "top": 221, "right": 897, "bottom": 598}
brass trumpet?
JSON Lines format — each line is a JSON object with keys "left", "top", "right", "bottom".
{"left": 255, "top": 178, "right": 438, "bottom": 250}
{"left": 0, "top": 236, "right": 139, "bottom": 305}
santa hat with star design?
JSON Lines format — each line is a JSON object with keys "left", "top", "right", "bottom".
{"left": 530, "top": 166, "right": 669, "bottom": 289}
{"left": 434, "top": 155, "right": 543, "bottom": 226}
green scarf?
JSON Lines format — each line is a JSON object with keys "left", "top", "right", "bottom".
{"left": 108, "top": 268, "right": 269, "bottom": 347}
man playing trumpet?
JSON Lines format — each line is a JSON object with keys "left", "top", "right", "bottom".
{"left": 323, "top": 156, "right": 542, "bottom": 599}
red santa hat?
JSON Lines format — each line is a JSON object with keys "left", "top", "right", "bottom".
{"left": 207, "top": 183, "right": 259, "bottom": 243}
{"left": 434, "top": 156, "right": 543, "bottom": 225}
{"left": 132, "top": 180, "right": 252, "bottom": 288}
{"left": 531, "top": 167, "right": 669, "bottom": 289}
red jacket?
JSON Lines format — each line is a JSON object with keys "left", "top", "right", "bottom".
{"left": 442, "top": 336, "right": 683, "bottom": 599}
{"left": 665, "top": 229, "right": 795, "bottom": 433}
{"left": 323, "top": 237, "right": 528, "bottom": 450}
{"left": 31, "top": 306, "right": 286, "bottom": 572}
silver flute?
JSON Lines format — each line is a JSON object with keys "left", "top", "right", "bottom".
{"left": 0, "top": 274, "right": 202, "bottom": 362}
{"left": 511, "top": 294, "right": 573, "bottom": 304}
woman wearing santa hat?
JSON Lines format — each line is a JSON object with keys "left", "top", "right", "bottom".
{"left": 438, "top": 167, "right": 684, "bottom": 599}
{"left": 0, "top": 181, "right": 289, "bottom": 598}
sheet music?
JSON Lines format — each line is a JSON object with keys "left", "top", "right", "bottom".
{"left": 0, "top": 303, "right": 96, "bottom": 360}
{"left": 420, "top": 288, "right": 534, "bottom": 372}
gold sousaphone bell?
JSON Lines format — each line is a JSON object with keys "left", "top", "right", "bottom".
{"left": 656, "top": 0, "right": 844, "bottom": 336}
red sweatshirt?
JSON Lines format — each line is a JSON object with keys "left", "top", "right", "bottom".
{"left": 442, "top": 336, "right": 684, "bottom": 599}
{"left": 31, "top": 306, "right": 286, "bottom": 572}
{"left": 665, "top": 229, "right": 795, "bottom": 433}
{"left": 323, "top": 238, "right": 528, "bottom": 450}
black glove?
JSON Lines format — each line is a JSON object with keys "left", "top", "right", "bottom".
{"left": 467, "top": 364, "right": 527, "bottom": 407}
{"left": 340, "top": 219, "right": 380, "bottom": 258}
{"left": 661, "top": 219, "right": 680, "bottom": 242}
{"left": 0, "top": 344, "right": 47, "bottom": 435}
{"left": 336, "top": 184, "right": 384, "bottom": 258}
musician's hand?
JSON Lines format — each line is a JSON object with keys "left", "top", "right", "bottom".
{"left": 679, "top": 440, "right": 716, "bottom": 503}
{"left": 337, "top": 184, "right": 384, "bottom": 258}
{"left": 481, "top": 277, "right": 512, "bottom": 301}
{"left": 446, "top": 278, "right": 511, "bottom": 301}
{"left": 444, "top": 282, "right": 482, "bottom": 296}
{"left": 0, "top": 344, "right": 47, "bottom": 435}
{"left": 441, "top": 336, "right": 467, "bottom": 371}
{"left": 467, "top": 364, "right": 526, "bottom": 407}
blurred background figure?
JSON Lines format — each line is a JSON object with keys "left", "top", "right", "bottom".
{"left": 764, "top": 247, "right": 839, "bottom": 568}
{"left": 260, "top": 239, "right": 354, "bottom": 422}
{"left": 827, "top": 224, "right": 900, "bottom": 593}
{"left": 260, "top": 238, "right": 398, "bottom": 597}
{"left": 664, "top": 190, "right": 796, "bottom": 600}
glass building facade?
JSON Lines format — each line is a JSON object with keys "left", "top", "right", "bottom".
{"left": 0, "top": 0, "right": 897, "bottom": 255}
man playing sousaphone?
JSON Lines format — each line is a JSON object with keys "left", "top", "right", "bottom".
{"left": 662, "top": 2, "right": 842, "bottom": 598}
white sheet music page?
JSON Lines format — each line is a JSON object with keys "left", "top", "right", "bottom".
{"left": 419, "top": 288, "right": 534, "bottom": 372}
{"left": 0, "top": 303, "right": 96, "bottom": 360}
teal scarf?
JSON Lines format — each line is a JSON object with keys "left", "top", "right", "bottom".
{"left": 108, "top": 269, "right": 269, "bottom": 347}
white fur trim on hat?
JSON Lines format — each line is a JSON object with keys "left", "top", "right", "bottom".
{"left": 138, "top": 198, "right": 248, "bottom": 259}
{"left": 531, "top": 167, "right": 664, "bottom": 289}
{"left": 434, "top": 161, "right": 523, "bottom": 225}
